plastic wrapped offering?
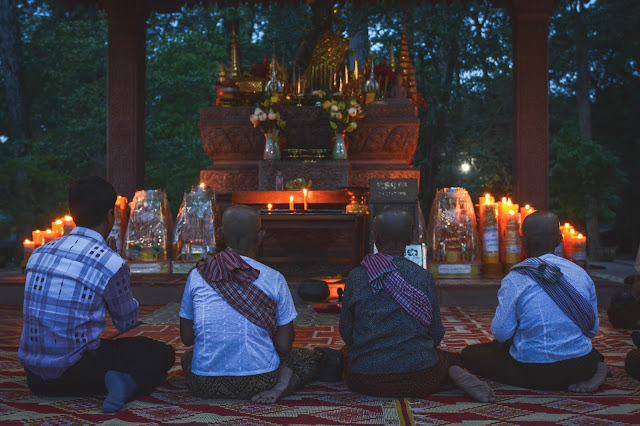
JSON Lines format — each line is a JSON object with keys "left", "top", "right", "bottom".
{"left": 124, "top": 190, "right": 172, "bottom": 262}
{"left": 426, "top": 187, "right": 481, "bottom": 276}
{"left": 173, "top": 185, "right": 218, "bottom": 262}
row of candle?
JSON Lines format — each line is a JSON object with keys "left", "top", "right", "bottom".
{"left": 561, "top": 222, "right": 587, "bottom": 266}
{"left": 23, "top": 215, "right": 76, "bottom": 261}
{"left": 23, "top": 195, "right": 129, "bottom": 260}
{"left": 266, "top": 189, "right": 310, "bottom": 212}
{"left": 478, "top": 193, "right": 587, "bottom": 267}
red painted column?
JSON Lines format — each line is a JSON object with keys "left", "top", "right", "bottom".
{"left": 105, "top": 0, "right": 148, "bottom": 199}
{"left": 508, "top": 0, "right": 554, "bottom": 210}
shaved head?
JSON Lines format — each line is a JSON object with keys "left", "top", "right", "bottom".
{"left": 374, "top": 208, "right": 413, "bottom": 255}
{"left": 222, "top": 205, "right": 261, "bottom": 254}
{"left": 521, "top": 211, "right": 562, "bottom": 257}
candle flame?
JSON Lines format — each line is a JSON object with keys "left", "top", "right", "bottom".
{"left": 570, "top": 228, "right": 575, "bottom": 234}
{"left": 303, "top": 188, "right": 308, "bottom": 196}
{"left": 267, "top": 203, "right": 272, "bottom": 210}
{"left": 46, "top": 229, "right": 52, "bottom": 234}
{"left": 484, "top": 194, "right": 491, "bottom": 204}
{"left": 507, "top": 198, "right": 512, "bottom": 206}
{"left": 24, "top": 239, "right": 31, "bottom": 244}
{"left": 525, "top": 204, "right": 530, "bottom": 209}
{"left": 34, "top": 230, "right": 41, "bottom": 234}
{"left": 564, "top": 223, "right": 571, "bottom": 229}
{"left": 289, "top": 195, "right": 294, "bottom": 201}
{"left": 501, "top": 197, "right": 507, "bottom": 203}
{"left": 577, "top": 233, "right": 583, "bottom": 238}
{"left": 199, "top": 182, "right": 205, "bottom": 188}
{"left": 55, "top": 219, "right": 62, "bottom": 225}
{"left": 509, "top": 210, "right": 515, "bottom": 215}
{"left": 64, "top": 215, "right": 73, "bottom": 221}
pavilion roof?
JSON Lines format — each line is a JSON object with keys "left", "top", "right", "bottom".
{"left": 58, "top": 0, "right": 511, "bottom": 14}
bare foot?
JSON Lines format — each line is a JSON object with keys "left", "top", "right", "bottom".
{"left": 251, "top": 367, "right": 301, "bottom": 404}
{"left": 448, "top": 366, "right": 496, "bottom": 403}
{"left": 568, "top": 362, "right": 608, "bottom": 393}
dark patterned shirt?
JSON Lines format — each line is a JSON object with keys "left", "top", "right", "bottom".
{"left": 340, "top": 256, "right": 444, "bottom": 375}
{"left": 18, "top": 227, "right": 138, "bottom": 380}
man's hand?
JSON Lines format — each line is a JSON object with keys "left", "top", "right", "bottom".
{"left": 106, "top": 236, "right": 118, "bottom": 252}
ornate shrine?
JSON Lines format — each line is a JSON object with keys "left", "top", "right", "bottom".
{"left": 199, "top": 102, "right": 420, "bottom": 193}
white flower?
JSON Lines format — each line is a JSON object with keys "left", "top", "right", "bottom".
{"left": 250, "top": 114, "right": 259, "bottom": 124}
{"left": 331, "top": 105, "right": 339, "bottom": 112}
{"left": 336, "top": 112, "right": 343, "bottom": 120}
{"left": 254, "top": 108, "right": 264, "bottom": 116}
{"left": 268, "top": 112, "right": 277, "bottom": 120}
{"left": 348, "top": 107, "right": 357, "bottom": 117}
{"left": 259, "top": 112, "right": 267, "bottom": 121}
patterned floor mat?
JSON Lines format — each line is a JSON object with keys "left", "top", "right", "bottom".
{"left": 0, "top": 305, "right": 638, "bottom": 425}
{"left": 140, "top": 301, "right": 342, "bottom": 327}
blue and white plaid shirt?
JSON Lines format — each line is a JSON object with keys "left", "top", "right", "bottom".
{"left": 18, "top": 227, "right": 139, "bottom": 380}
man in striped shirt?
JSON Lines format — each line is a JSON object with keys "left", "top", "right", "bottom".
{"left": 18, "top": 176, "right": 174, "bottom": 413}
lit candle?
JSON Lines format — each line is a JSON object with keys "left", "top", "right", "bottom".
{"left": 303, "top": 188, "right": 308, "bottom": 211}
{"left": 23, "top": 239, "right": 35, "bottom": 259}
{"left": 199, "top": 182, "right": 206, "bottom": 189}
{"left": 481, "top": 203, "right": 500, "bottom": 265}
{"left": 498, "top": 198, "right": 518, "bottom": 263}
{"left": 62, "top": 215, "right": 75, "bottom": 235}
{"left": 572, "top": 233, "right": 587, "bottom": 267}
{"left": 354, "top": 59, "right": 359, "bottom": 80}
{"left": 52, "top": 219, "right": 64, "bottom": 236}
{"left": 345, "top": 63, "right": 349, "bottom": 84}
{"left": 477, "top": 193, "right": 494, "bottom": 237}
{"left": 268, "top": 203, "right": 273, "bottom": 211}
{"left": 520, "top": 204, "right": 535, "bottom": 223}
{"left": 564, "top": 227, "right": 576, "bottom": 260}
{"left": 32, "top": 230, "right": 43, "bottom": 246}
{"left": 289, "top": 195, "right": 294, "bottom": 211}
{"left": 504, "top": 210, "right": 521, "bottom": 264}
{"left": 43, "top": 229, "right": 56, "bottom": 244}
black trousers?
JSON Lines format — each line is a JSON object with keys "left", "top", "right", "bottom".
{"left": 26, "top": 336, "right": 175, "bottom": 396}
{"left": 461, "top": 340, "right": 603, "bottom": 390}
{"left": 626, "top": 349, "right": 640, "bottom": 380}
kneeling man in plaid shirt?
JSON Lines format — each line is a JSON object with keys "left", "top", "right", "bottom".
{"left": 18, "top": 176, "right": 175, "bottom": 413}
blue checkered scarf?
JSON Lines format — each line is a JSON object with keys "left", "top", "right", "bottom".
{"left": 511, "top": 257, "right": 596, "bottom": 337}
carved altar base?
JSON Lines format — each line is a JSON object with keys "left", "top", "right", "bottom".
{"left": 199, "top": 102, "right": 421, "bottom": 193}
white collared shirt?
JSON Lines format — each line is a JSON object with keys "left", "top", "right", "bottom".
{"left": 179, "top": 256, "right": 297, "bottom": 376}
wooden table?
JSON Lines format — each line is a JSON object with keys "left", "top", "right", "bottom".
{"left": 258, "top": 212, "right": 367, "bottom": 270}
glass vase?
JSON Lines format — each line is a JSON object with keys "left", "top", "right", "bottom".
{"left": 332, "top": 132, "right": 347, "bottom": 160}
{"left": 263, "top": 133, "right": 277, "bottom": 161}
{"left": 274, "top": 139, "right": 281, "bottom": 161}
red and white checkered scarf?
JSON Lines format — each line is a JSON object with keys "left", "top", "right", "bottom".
{"left": 361, "top": 253, "right": 433, "bottom": 328}
{"left": 196, "top": 248, "right": 277, "bottom": 336}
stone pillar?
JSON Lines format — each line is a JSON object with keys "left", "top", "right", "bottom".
{"left": 105, "top": 0, "right": 149, "bottom": 199}
{"left": 508, "top": 0, "right": 554, "bottom": 210}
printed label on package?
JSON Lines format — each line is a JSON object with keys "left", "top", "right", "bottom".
{"left": 438, "top": 264, "right": 472, "bottom": 274}
{"left": 483, "top": 227, "right": 499, "bottom": 252}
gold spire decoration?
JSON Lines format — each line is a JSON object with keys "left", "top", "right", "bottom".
{"left": 265, "top": 41, "right": 283, "bottom": 93}
{"left": 229, "top": 21, "right": 240, "bottom": 80}
{"left": 399, "top": 21, "right": 424, "bottom": 106}
{"left": 389, "top": 41, "right": 396, "bottom": 73}
{"left": 363, "top": 41, "right": 372, "bottom": 82}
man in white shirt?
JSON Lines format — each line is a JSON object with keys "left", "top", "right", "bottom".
{"left": 461, "top": 211, "right": 607, "bottom": 392}
{"left": 179, "top": 205, "right": 321, "bottom": 403}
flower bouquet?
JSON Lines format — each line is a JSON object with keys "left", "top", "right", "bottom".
{"left": 321, "top": 98, "right": 365, "bottom": 160}
{"left": 250, "top": 94, "right": 287, "bottom": 160}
